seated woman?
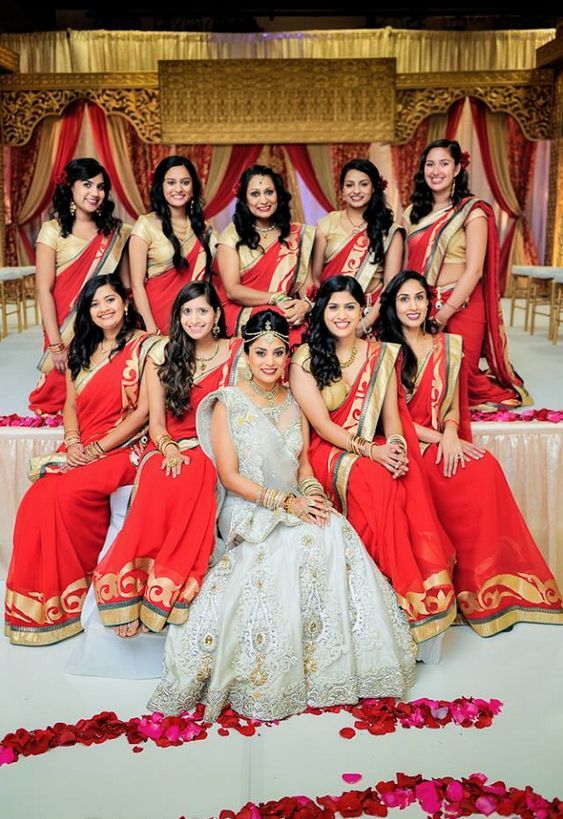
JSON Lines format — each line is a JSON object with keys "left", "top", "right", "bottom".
{"left": 213, "top": 164, "right": 316, "bottom": 345}
{"left": 148, "top": 310, "right": 415, "bottom": 721}
{"left": 94, "top": 281, "right": 245, "bottom": 637}
{"left": 376, "top": 270, "right": 563, "bottom": 636}
{"left": 290, "top": 275, "right": 457, "bottom": 646}
{"left": 5, "top": 274, "right": 152, "bottom": 646}
{"left": 30, "top": 157, "right": 131, "bottom": 415}
{"left": 130, "top": 155, "right": 213, "bottom": 335}
{"left": 311, "top": 158, "right": 404, "bottom": 332}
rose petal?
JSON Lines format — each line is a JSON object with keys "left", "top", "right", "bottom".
{"left": 342, "top": 774, "right": 362, "bottom": 784}
{"left": 339, "top": 727, "right": 356, "bottom": 739}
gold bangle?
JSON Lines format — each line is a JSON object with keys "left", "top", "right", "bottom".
{"left": 444, "top": 418, "right": 459, "bottom": 427}
{"left": 387, "top": 434, "right": 407, "bottom": 452}
{"left": 282, "top": 493, "right": 296, "bottom": 514}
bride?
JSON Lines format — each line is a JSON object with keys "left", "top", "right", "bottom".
{"left": 148, "top": 310, "right": 416, "bottom": 722}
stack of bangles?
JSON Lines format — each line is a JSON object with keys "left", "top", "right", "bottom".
{"left": 83, "top": 440, "right": 105, "bottom": 459}
{"left": 386, "top": 433, "right": 408, "bottom": 453}
{"left": 298, "top": 477, "right": 326, "bottom": 497}
{"left": 347, "top": 432, "right": 373, "bottom": 458}
{"left": 154, "top": 433, "right": 180, "bottom": 467}
{"left": 64, "top": 429, "right": 81, "bottom": 448}
{"left": 269, "top": 292, "right": 290, "bottom": 306}
{"left": 48, "top": 342, "right": 65, "bottom": 354}
{"left": 256, "top": 485, "right": 298, "bottom": 516}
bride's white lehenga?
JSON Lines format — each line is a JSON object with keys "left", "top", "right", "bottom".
{"left": 148, "top": 387, "right": 416, "bottom": 722}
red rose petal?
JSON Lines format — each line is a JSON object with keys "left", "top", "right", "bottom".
{"left": 339, "top": 727, "right": 356, "bottom": 739}
{"left": 342, "top": 773, "right": 362, "bottom": 784}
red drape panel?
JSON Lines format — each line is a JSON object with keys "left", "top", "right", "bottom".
{"left": 204, "top": 145, "right": 262, "bottom": 219}
{"left": 87, "top": 104, "right": 139, "bottom": 220}
{"left": 445, "top": 98, "right": 465, "bottom": 140}
{"left": 5, "top": 128, "right": 41, "bottom": 264}
{"left": 284, "top": 144, "right": 334, "bottom": 212}
{"left": 391, "top": 120, "right": 430, "bottom": 210}
{"left": 507, "top": 116, "right": 539, "bottom": 266}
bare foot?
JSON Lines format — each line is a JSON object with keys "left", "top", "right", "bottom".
{"left": 114, "top": 620, "right": 141, "bottom": 638}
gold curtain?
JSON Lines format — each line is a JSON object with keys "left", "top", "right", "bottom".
{"left": 0, "top": 28, "right": 553, "bottom": 74}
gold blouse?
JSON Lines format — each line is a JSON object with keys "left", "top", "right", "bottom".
{"left": 36, "top": 219, "right": 132, "bottom": 275}
{"left": 292, "top": 343, "right": 350, "bottom": 412}
{"left": 131, "top": 212, "right": 217, "bottom": 279}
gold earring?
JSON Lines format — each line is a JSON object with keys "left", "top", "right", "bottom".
{"left": 212, "top": 319, "right": 220, "bottom": 338}
{"left": 69, "top": 201, "right": 76, "bottom": 216}
{"left": 451, "top": 176, "right": 457, "bottom": 199}
{"left": 245, "top": 368, "right": 253, "bottom": 382}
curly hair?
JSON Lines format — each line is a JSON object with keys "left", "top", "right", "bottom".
{"left": 242, "top": 309, "right": 290, "bottom": 354}
{"left": 233, "top": 165, "right": 292, "bottom": 251}
{"left": 304, "top": 275, "right": 366, "bottom": 389}
{"left": 158, "top": 281, "right": 227, "bottom": 418}
{"left": 149, "top": 155, "right": 211, "bottom": 276}
{"left": 339, "top": 158, "right": 394, "bottom": 265}
{"left": 375, "top": 269, "right": 436, "bottom": 394}
{"left": 68, "top": 273, "right": 145, "bottom": 380}
{"left": 409, "top": 139, "right": 473, "bottom": 224}
{"left": 52, "top": 158, "right": 121, "bottom": 238}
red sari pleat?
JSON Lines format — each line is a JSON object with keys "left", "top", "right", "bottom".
{"left": 29, "top": 229, "right": 119, "bottom": 415}
{"left": 307, "top": 341, "right": 456, "bottom": 643}
{"left": 145, "top": 237, "right": 207, "bottom": 335}
{"left": 407, "top": 334, "right": 563, "bottom": 636}
{"left": 5, "top": 335, "right": 148, "bottom": 646}
{"left": 94, "top": 339, "right": 244, "bottom": 631}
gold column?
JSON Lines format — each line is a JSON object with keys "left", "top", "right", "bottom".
{"left": 538, "top": 24, "right": 563, "bottom": 266}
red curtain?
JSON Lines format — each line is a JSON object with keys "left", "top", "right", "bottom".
{"left": 204, "top": 144, "right": 262, "bottom": 219}
{"left": 88, "top": 104, "right": 139, "bottom": 220}
{"left": 5, "top": 128, "right": 41, "bottom": 265}
{"left": 390, "top": 119, "right": 430, "bottom": 210}
{"left": 445, "top": 98, "right": 465, "bottom": 140}
{"left": 284, "top": 144, "right": 334, "bottom": 212}
{"left": 506, "top": 115, "right": 539, "bottom": 267}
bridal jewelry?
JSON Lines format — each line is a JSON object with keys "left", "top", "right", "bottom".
{"left": 337, "top": 343, "right": 358, "bottom": 368}
{"left": 195, "top": 342, "right": 219, "bottom": 371}
{"left": 346, "top": 212, "right": 367, "bottom": 235}
{"left": 248, "top": 375, "right": 280, "bottom": 407}
{"left": 254, "top": 223, "right": 277, "bottom": 235}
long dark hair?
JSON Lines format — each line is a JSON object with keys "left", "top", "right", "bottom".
{"left": 233, "top": 164, "right": 292, "bottom": 251}
{"left": 304, "top": 275, "right": 365, "bottom": 389}
{"left": 52, "top": 158, "right": 120, "bottom": 238}
{"left": 340, "top": 158, "right": 394, "bottom": 265}
{"left": 68, "top": 273, "right": 145, "bottom": 380}
{"left": 242, "top": 309, "right": 290, "bottom": 354}
{"left": 375, "top": 270, "right": 435, "bottom": 394}
{"left": 409, "top": 139, "right": 472, "bottom": 224}
{"left": 159, "top": 281, "right": 227, "bottom": 418}
{"left": 150, "top": 155, "right": 211, "bottom": 276}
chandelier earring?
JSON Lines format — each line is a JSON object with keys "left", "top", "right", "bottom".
{"left": 212, "top": 317, "right": 220, "bottom": 338}
{"left": 69, "top": 201, "right": 77, "bottom": 216}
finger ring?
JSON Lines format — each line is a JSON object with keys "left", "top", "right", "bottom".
{"left": 167, "top": 458, "right": 179, "bottom": 468}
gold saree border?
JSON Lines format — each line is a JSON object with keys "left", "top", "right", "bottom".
{"left": 5, "top": 578, "right": 88, "bottom": 646}
{"left": 461, "top": 606, "right": 563, "bottom": 638}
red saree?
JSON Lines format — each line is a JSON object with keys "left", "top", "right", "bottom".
{"left": 5, "top": 333, "right": 152, "bottom": 646}
{"left": 405, "top": 198, "right": 529, "bottom": 409}
{"left": 29, "top": 226, "right": 126, "bottom": 415}
{"left": 94, "top": 338, "right": 246, "bottom": 631}
{"left": 301, "top": 341, "right": 456, "bottom": 643}
{"left": 407, "top": 333, "right": 563, "bottom": 636}
{"left": 214, "top": 222, "right": 314, "bottom": 346}
{"left": 145, "top": 237, "right": 208, "bottom": 335}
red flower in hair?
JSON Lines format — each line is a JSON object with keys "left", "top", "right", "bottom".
{"left": 377, "top": 176, "right": 388, "bottom": 192}
{"left": 460, "top": 151, "right": 470, "bottom": 170}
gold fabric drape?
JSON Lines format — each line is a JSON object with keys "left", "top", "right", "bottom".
{"left": 0, "top": 28, "right": 553, "bottom": 74}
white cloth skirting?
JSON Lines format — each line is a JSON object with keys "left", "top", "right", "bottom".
{"left": 148, "top": 513, "right": 416, "bottom": 722}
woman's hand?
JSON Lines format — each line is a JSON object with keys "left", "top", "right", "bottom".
{"left": 290, "top": 493, "right": 333, "bottom": 526}
{"left": 369, "top": 443, "right": 409, "bottom": 479}
{"left": 161, "top": 445, "right": 191, "bottom": 478}
{"left": 435, "top": 428, "right": 465, "bottom": 477}
{"left": 51, "top": 348, "right": 68, "bottom": 374}
{"left": 280, "top": 298, "right": 309, "bottom": 327}
{"left": 66, "top": 443, "right": 90, "bottom": 467}
{"left": 459, "top": 439, "right": 486, "bottom": 461}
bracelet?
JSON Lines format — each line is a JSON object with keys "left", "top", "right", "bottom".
{"left": 269, "top": 291, "right": 290, "bottom": 306}
{"left": 347, "top": 432, "right": 371, "bottom": 458}
{"left": 386, "top": 434, "right": 408, "bottom": 452}
{"left": 298, "top": 477, "right": 325, "bottom": 497}
{"left": 84, "top": 440, "right": 105, "bottom": 459}
{"left": 282, "top": 493, "right": 296, "bottom": 515}
{"left": 256, "top": 485, "right": 286, "bottom": 511}
{"left": 64, "top": 435, "right": 82, "bottom": 447}
{"left": 48, "top": 342, "right": 65, "bottom": 353}
{"left": 444, "top": 418, "right": 459, "bottom": 427}
{"left": 302, "top": 294, "right": 314, "bottom": 314}
{"left": 154, "top": 433, "right": 176, "bottom": 456}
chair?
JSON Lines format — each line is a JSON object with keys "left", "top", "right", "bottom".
{"left": 0, "top": 268, "right": 25, "bottom": 338}
{"left": 509, "top": 266, "right": 533, "bottom": 329}
{"left": 20, "top": 267, "right": 38, "bottom": 328}
{"left": 550, "top": 272, "right": 563, "bottom": 345}
{"left": 528, "top": 267, "right": 559, "bottom": 336}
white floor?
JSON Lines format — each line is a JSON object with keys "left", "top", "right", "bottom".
{"left": 0, "top": 306, "right": 562, "bottom": 817}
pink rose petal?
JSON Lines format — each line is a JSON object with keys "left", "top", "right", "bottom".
{"left": 342, "top": 773, "right": 363, "bottom": 784}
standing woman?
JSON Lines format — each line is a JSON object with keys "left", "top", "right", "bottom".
{"left": 130, "top": 155, "right": 212, "bottom": 335}
{"left": 5, "top": 274, "right": 152, "bottom": 646}
{"left": 213, "top": 164, "right": 315, "bottom": 346}
{"left": 376, "top": 270, "right": 563, "bottom": 636}
{"left": 290, "top": 275, "right": 456, "bottom": 645}
{"left": 29, "top": 158, "right": 131, "bottom": 415}
{"left": 94, "top": 281, "right": 246, "bottom": 637}
{"left": 404, "top": 138, "right": 529, "bottom": 409}
{"left": 311, "top": 159, "right": 404, "bottom": 332}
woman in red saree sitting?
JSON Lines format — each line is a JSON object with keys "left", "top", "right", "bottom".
{"left": 30, "top": 158, "right": 131, "bottom": 415}
{"left": 311, "top": 159, "right": 404, "bottom": 333}
{"left": 376, "top": 270, "right": 563, "bottom": 636}
{"left": 290, "top": 275, "right": 456, "bottom": 646}
{"left": 130, "top": 155, "right": 213, "bottom": 335}
{"left": 404, "top": 139, "right": 529, "bottom": 410}
{"left": 214, "top": 164, "right": 315, "bottom": 346}
{"left": 5, "top": 274, "right": 152, "bottom": 646}
{"left": 94, "top": 281, "right": 245, "bottom": 637}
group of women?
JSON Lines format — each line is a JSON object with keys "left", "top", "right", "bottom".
{"left": 6, "top": 144, "right": 562, "bottom": 722}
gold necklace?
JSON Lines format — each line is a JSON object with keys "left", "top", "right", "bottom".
{"left": 248, "top": 376, "right": 280, "bottom": 407}
{"left": 346, "top": 211, "right": 367, "bottom": 235}
{"left": 337, "top": 343, "right": 358, "bottom": 368}
{"left": 195, "top": 342, "right": 219, "bottom": 372}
